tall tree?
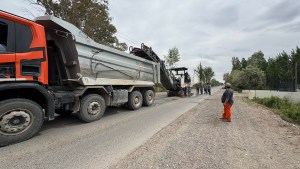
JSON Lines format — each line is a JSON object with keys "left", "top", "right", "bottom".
{"left": 228, "top": 70, "right": 243, "bottom": 90}
{"left": 203, "top": 67, "right": 215, "bottom": 83}
{"left": 265, "top": 58, "right": 277, "bottom": 89}
{"left": 265, "top": 50, "right": 293, "bottom": 90}
{"left": 30, "top": 0, "right": 127, "bottom": 51}
{"left": 223, "top": 73, "right": 230, "bottom": 83}
{"left": 164, "top": 47, "right": 180, "bottom": 68}
{"left": 247, "top": 51, "right": 267, "bottom": 71}
{"left": 231, "top": 57, "right": 241, "bottom": 71}
{"left": 241, "top": 58, "right": 247, "bottom": 69}
{"left": 239, "top": 66, "right": 266, "bottom": 89}
{"left": 195, "top": 62, "right": 204, "bottom": 83}
{"left": 276, "top": 51, "right": 291, "bottom": 83}
{"left": 291, "top": 47, "right": 300, "bottom": 85}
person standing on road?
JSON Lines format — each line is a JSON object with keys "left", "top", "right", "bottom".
{"left": 208, "top": 83, "right": 211, "bottom": 95}
{"left": 184, "top": 72, "right": 191, "bottom": 97}
{"left": 196, "top": 83, "right": 200, "bottom": 95}
{"left": 221, "top": 83, "right": 234, "bottom": 122}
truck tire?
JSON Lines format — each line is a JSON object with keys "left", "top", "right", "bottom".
{"left": 127, "top": 91, "right": 143, "bottom": 110}
{"left": 143, "top": 90, "right": 154, "bottom": 106}
{"left": 0, "top": 99, "right": 44, "bottom": 147}
{"left": 78, "top": 94, "right": 106, "bottom": 123}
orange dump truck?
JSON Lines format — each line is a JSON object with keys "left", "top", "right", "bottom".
{"left": 0, "top": 10, "right": 161, "bottom": 146}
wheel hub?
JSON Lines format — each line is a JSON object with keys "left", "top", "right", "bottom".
{"left": 0, "top": 111, "right": 31, "bottom": 133}
{"left": 87, "top": 102, "right": 100, "bottom": 115}
{"left": 148, "top": 94, "right": 153, "bottom": 101}
{"left": 134, "top": 97, "right": 140, "bottom": 104}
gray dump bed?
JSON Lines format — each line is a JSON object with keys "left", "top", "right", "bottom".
{"left": 35, "top": 16, "right": 160, "bottom": 86}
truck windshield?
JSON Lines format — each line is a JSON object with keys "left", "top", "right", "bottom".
{"left": 0, "top": 44, "right": 6, "bottom": 52}
{"left": 0, "top": 21, "right": 8, "bottom": 53}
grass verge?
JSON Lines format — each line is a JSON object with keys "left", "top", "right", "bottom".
{"left": 253, "top": 96, "right": 300, "bottom": 125}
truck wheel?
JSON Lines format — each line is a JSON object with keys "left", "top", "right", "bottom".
{"left": 78, "top": 94, "right": 106, "bottom": 123}
{"left": 127, "top": 91, "right": 143, "bottom": 110}
{"left": 0, "top": 99, "right": 44, "bottom": 147}
{"left": 143, "top": 90, "right": 154, "bottom": 106}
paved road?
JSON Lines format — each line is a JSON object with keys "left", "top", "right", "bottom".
{"left": 0, "top": 88, "right": 218, "bottom": 169}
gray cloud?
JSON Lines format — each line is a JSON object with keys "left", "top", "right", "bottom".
{"left": 242, "top": 25, "right": 267, "bottom": 32}
{"left": 243, "top": 0, "right": 300, "bottom": 33}
{"left": 273, "top": 21, "right": 300, "bottom": 33}
{"left": 232, "top": 48, "right": 251, "bottom": 53}
{"left": 261, "top": 0, "right": 300, "bottom": 23}
{"left": 210, "top": 6, "right": 239, "bottom": 27}
{"left": 2, "top": 0, "right": 300, "bottom": 82}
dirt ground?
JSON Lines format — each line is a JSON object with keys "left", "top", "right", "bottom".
{"left": 111, "top": 90, "right": 300, "bottom": 169}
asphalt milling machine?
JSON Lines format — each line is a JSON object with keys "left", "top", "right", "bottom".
{"left": 130, "top": 43, "right": 192, "bottom": 97}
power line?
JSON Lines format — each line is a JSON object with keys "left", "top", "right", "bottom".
{"left": 116, "top": 31, "right": 140, "bottom": 44}
{"left": 116, "top": 32, "right": 140, "bottom": 46}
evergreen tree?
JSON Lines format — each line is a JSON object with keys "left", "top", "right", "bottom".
{"left": 195, "top": 62, "right": 204, "bottom": 83}
{"left": 231, "top": 57, "right": 241, "bottom": 71}
{"left": 241, "top": 58, "right": 247, "bottom": 69}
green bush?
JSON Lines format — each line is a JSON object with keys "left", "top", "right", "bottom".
{"left": 254, "top": 96, "right": 291, "bottom": 109}
{"left": 281, "top": 107, "right": 300, "bottom": 123}
{"left": 253, "top": 96, "right": 300, "bottom": 124}
{"left": 155, "top": 83, "right": 167, "bottom": 92}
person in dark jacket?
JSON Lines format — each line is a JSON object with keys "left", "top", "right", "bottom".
{"left": 208, "top": 83, "right": 211, "bottom": 95}
{"left": 220, "top": 83, "right": 234, "bottom": 122}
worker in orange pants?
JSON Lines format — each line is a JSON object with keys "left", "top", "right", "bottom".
{"left": 221, "top": 83, "right": 234, "bottom": 122}
{"left": 222, "top": 103, "right": 232, "bottom": 122}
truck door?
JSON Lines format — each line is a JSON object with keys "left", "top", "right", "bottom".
{"left": 0, "top": 18, "right": 16, "bottom": 80}
{"left": 14, "top": 22, "right": 43, "bottom": 82}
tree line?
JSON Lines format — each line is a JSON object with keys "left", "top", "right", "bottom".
{"left": 224, "top": 47, "right": 300, "bottom": 91}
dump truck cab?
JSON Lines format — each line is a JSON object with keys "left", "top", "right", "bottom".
{"left": 0, "top": 11, "right": 48, "bottom": 84}
{"left": 0, "top": 11, "right": 56, "bottom": 146}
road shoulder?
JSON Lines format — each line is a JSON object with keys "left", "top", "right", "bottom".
{"left": 112, "top": 90, "right": 300, "bottom": 169}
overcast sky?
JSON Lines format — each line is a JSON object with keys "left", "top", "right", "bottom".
{"left": 2, "top": 0, "right": 300, "bottom": 82}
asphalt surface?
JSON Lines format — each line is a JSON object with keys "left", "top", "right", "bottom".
{"left": 0, "top": 89, "right": 217, "bottom": 169}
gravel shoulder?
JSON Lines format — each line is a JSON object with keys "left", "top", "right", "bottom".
{"left": 112, "top": 90, "right": 300, "bottom": 169}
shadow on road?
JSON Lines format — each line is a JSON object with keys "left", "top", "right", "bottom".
{"left": 40, "top": 106, "right": 132, "bottom": 132}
